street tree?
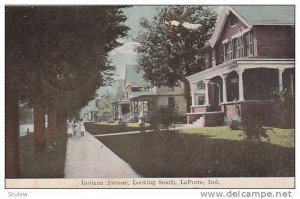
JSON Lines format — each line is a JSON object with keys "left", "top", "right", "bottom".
{"left": 135, "top": 6, "right": 217, "bottom": 110}
{"left": 5, "top": 6, "right": 129, "bottom": 177}
{"left": 99, "top": 92, "right": 114, "bottom": 121}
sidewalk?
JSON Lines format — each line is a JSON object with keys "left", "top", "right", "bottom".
{"left": 64, "top": 130, "right": 140, "bottom": 178}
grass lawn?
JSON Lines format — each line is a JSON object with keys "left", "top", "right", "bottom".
{"left": 19, "top": 134, "right": 67, "bottom": 178}
{"left": 182, "top": 126, "right": 295, "bottom": 148}
{"left": 96, "top": 126, "right": 294, "bottom": 177}
{"left": 85, "top": 122, "right": 150, "bottom": 135}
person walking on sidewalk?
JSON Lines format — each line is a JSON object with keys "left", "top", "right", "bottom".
{"left": 67, "top": 119, "right": 73, "bottom": 137}
{"left": 72, "top": 120, "right": 79, "bottom": 136}
{"left": 79, "top": 119, "right": 85, "bottom": 136}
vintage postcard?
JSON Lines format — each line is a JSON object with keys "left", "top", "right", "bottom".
{"left": 5, "top": 4, "right": 295, "bottom": 189}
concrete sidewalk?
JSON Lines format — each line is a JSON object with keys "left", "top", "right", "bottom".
{"left": 64, "top": 130, "right": 140, "bottom": 178}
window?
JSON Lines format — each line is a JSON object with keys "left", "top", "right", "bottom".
{"left": 198, "top": 96, "right": 205, "bottom": 105}
{"left": 167, "top": 86, "right": 174, "bottom": 91}
{"left": 168, "top": 97, "right": 175, "bottom": 109}
{"left": 228, "top": 41, "right": 233, "bottom": 61}
{"left": 220, "top": 31, "right": 253, "bottom": 63}
{"left": 219, "top": 44, "right": 224, "bottom": 64}
{"left": 249, "top": 32, "right": 253, "bottom": 55}
{"left": 144, "top": 87, "right": 150, "bottom": 92}
{"left": 131, "top": 87, "right": 143, "bottom": 92}
{"left": 229, "top": 15, "right": 238, "bottom": 27}
{"left": 244, "top": 32, "right": 253, "bottom": 56}
{"left": 232, "top": 38, "right": 238, "bottom": 59}
{"left": 224, "top": 41, "right": 233, "bottom": 62}
{"left": 197, "top": 81, "right": 205, "bottom": 90}
{"left": 238, "top": 35, "right": 244, "bottom": 58}
{"left": 223, "top": 42, "right": 229, "bottom": 62}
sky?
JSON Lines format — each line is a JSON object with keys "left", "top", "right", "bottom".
{"left": 108, "top": 6, "right": 162, "bottom": 80}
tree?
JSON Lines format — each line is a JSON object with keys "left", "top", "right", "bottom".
{"left": 99, "top": 92, "right": 114, "bottom": 121}
{"left": 135, "top": 6, "right": 217, "bottom": 111}
{"left": 5, "top": 6, "right": 129, "bottom": 177}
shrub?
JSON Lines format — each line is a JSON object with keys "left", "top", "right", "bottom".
{"left": 274, "top": 89, "right": 295, "bottom": 128}
{"left": 225, "top": 117, "right": 242, "bottom": 130}
{"left": 148, "top": 111, "right": 160, "bottom": 132}
{"left": 241, "top": 115, "right": 273, "bottom": 141}
{"left": 118, "top": 120, "right": 127, "bottom": 131}
{"left": 174, "top": 115, "right": 187, "bottom": 124}
{"left": 148, "top": 106, "right": 178, "bottom": 132}
{"left": 224, "top": 100, "right": 242, "bottom": 130}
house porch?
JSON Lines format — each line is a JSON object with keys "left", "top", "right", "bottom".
{"left": 187, "top": 58, "right": 295, "bottom": 127}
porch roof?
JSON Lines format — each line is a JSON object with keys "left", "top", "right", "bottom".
{"left": 187, "top": 58, "right": 295, "bottom": 83}
{"left": 129, "top": 91, "right": 157, "bottom": 100}
{"left": 112, "top": 99, "right": 130, "bottom": 105}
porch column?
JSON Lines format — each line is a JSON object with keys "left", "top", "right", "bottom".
{"left": 203, "top": 79, "right": 210, "bottom": 106}
{"left": 278, "top": 68, "right": 285, "bottom": 91}
{"left": 221, "top": 73, "right": 228, "bottom": 103}
{"left": 290, "top": 74, "right": 295, "bottom": 93}
{"left": 118, "top": 104, "right": 122, "bottom": 119}
{"left": 217, "top": 84, "right": 221, "bottom": 105}
{"left": 238, "top": 69, "right": 245, "bottom": 101}
{"left": 190, "top": 82, "right": 195, "bottom": 106}
{"left": 142, "top": 101, "right": 145, "bottom": 116}
{"left": 129, "top": 101, "right": 132, "bottom": 116}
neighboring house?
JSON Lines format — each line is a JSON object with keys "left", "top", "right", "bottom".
{"left": 81, "top": 79, "right": 125, "bottom": 122}
{"left": 187, "top": 5, "right": 295, "bottom": 126}
{"left": 80, "top": 99, "right": 99, "bottom": 121}
{"left": 113, "top": 65, "right": 187, "bottom": 122}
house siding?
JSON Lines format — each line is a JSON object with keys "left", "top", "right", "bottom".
{"left": 156, "top": 95, "right": 187, "bottom": 115}
{"left": 254, "top": 26, "right": 295, "bottom": 58}
{"left": 205, "top": 13, "right": 295, "bottom": 68}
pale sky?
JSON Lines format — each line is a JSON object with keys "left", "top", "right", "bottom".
{"left": 108, "top": 6, "right": 162, "bottom": 80}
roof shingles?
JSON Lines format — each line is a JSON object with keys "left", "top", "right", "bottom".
{"left": 231, "top": 5, "right": 295, "bottom": 25}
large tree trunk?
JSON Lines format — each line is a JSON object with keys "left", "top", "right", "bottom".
{"left": 5, "top": 88, "right": 20, "bottom": 178}
{"left": 56, "top": 111, "right": 67, "bottom": 137}
{"left": 47, "top": 107, "right": 57, "bottom": 139}
{"left": 183, "top": 79, "right": 191, "bottom": 113}
{"left": 34, "top": 100, "right": 46, "bottom": 150}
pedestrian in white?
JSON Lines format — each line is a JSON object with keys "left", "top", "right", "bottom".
{"left": 67, "top": 119, "right": 73, "bottom": 137}
{"left": 79, "top": 119, "right": 85, "bottom": 136}
{"left": 72, "top": 120, "right": 79, "bottom": 136}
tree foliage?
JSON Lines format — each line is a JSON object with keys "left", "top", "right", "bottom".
{"left": 99, "top": 92, "right": 114, "bottom": 120}
{"left": 6, "top": 6, "right": 129, "bottom": 116}
{"left": 135, "top": 6, "right": 217, "bottom": 87}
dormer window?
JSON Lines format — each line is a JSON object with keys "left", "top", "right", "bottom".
{"left": 229, "top": 15, "right": 238, "bottom": 27}
{"left": 197, "top": 81, "right": 205, "bottom": 90}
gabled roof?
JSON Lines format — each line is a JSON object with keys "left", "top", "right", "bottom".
{"left": 210, "top": 5, "right": 295, "bottom": 47}
{"left": 124, "top": 65, "right": 150, "bottom": 88}
{"left": 231, "top": 5, "right": 294, "bottom": 26}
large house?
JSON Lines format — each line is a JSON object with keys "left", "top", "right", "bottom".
{"left": 187, "top": 6, "right": 295, "bottom": 126}
{"left": 113, "top": 65, "right": 187, "bottom": 122}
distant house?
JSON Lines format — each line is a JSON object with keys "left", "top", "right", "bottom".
{"left": 80, "top": 79, "right": 125, "bottom": 122}
{"left": 113, "top": 65, "right": 187, "bottom": 122}
{"left": 80, "top": 99, "right": 99, "bottom": 121}
{"left": 187, "top": 5, "right": 295, "bottom": 126}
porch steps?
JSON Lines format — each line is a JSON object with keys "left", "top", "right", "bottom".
{"left": 192, "top": 116, "right": 204, "bottom": 127}
{"left": 187, "top": 111, "right": 225, "bottom": 127}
